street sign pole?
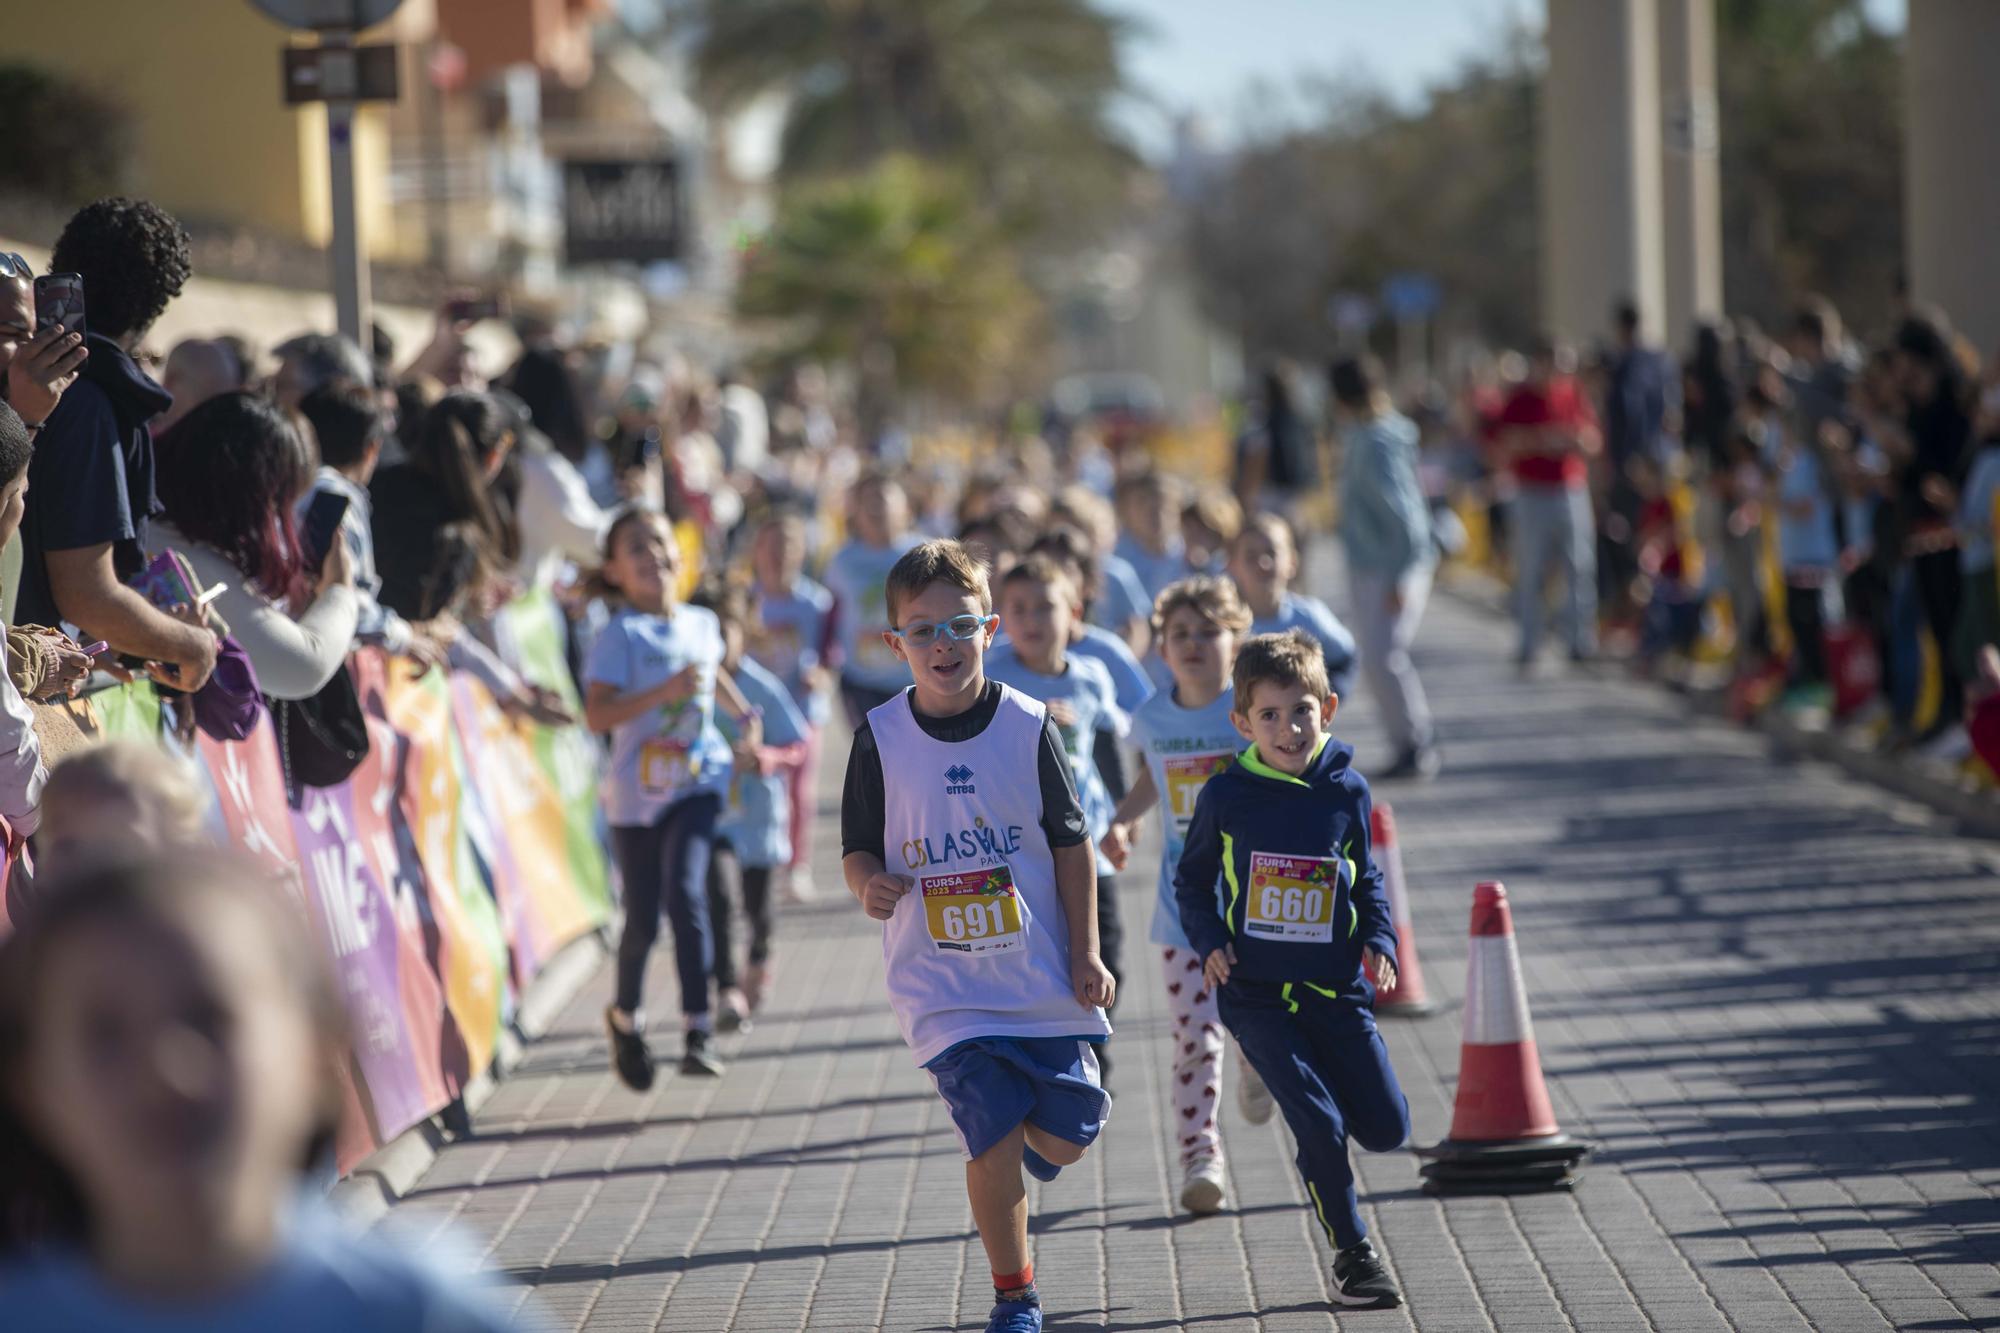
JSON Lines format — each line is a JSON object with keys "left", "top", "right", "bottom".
{"left": 322, "top": 31, "right": 369, "bottom": 345}
{"left": 251, "top": 0, "right": 404, "bottom": 345}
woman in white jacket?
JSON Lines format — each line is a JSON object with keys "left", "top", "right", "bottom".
{"left": 147, "top": 393, "right": 357, "bottom": 701}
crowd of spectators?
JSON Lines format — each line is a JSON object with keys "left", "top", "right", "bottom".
{"left": 1443, "top": 295, "right": 2000, "bottom": 773}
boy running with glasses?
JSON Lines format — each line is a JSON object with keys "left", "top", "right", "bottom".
{"left": 841, "top": 539, "right": 1115, "bottom": 1333}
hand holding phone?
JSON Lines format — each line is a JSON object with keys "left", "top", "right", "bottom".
{"left": 33, "top": 273, "right": 84, "bottom": 338}
{"left": 299, "top": 489, "right": 352, "bottom": 573}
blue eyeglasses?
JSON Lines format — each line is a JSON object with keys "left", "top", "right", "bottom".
{"left": 891, "top": 614, "right": 996, "bottom": 647}
{"left": 0, "top": 253, "right": 31, "bottom": 281}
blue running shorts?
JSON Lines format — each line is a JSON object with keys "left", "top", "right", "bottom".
{"left": 924, "top": 1035, "right": 1111, "bottom": 1161}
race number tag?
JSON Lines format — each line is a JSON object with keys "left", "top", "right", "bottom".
{"left": 921, "top": 863, "right": 1025, "bottom": 955}
{"left": 639, "top": 737, "right": 698, "bottom": 797}
{"left": 1244, "top": 850, "right": 1344, "bottom": 943}
{"left": 1164, "top": 752, "right": 1232, "bottom": 830}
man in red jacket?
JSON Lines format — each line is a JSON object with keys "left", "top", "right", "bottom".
{"left": 1499, "top": 338, "right": 1602, "bottom": 667}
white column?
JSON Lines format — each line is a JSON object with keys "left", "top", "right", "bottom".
{"left": 1541, "top": 0, "right": 1666, "bottom": 345}
{"left": 1657, "top": 0, "right": 1722, "bottom": 353}
{"left": 1905, "top": 0, "right": 2000, "bottom": 357}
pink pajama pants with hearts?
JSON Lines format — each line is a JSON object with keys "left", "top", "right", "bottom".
{"left": 1161, "top": 945, "right": 1225, "bottom": 1167}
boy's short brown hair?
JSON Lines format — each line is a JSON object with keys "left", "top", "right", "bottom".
{"left": 884, "top": 538, "right": 992, "bottom": 626}
{"left": 1184, "top": 492, "right": 1244, "bottom": 544}
{"left": 1152, "top": 575, "right": 1252, "bottom": 637}
{"left": 1235, "top": 510, "right": 1296, "bottom": 555}
{"left": 1232, "top": 629, "right": 1332, "bottom": 707}
{"left": 998, "top": 552, "right": 1077, "bottom": 606}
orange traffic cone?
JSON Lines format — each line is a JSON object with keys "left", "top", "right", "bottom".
{"left": 1369, "top": 803, "right": 1434, "bottom": 1015}
{"left": 1417, "top": 881, "right": 1591, "bottom": 1194}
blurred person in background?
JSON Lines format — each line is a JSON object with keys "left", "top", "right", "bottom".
{"left": 298, "top": 380, "right": 442, "bottom": 668}
{"left": 716, "top": 367, "right": 770, "bottom": 477}
{"left": 1333, "top": 355, "right": 1437, "bottom": 779}
{"left": 746, "top": 509, "right": 835, "bottom": 901}
{"left": 34, "top": 740, "right": 210, "bottom": 870}
{"left": 824, "top": 469, "right": 919, "bottom": 727}
{"left": 1599, "top": 302, "right": 1678, "bottom": 618}
{"left": 269, "top": 332, "right": 371, "bottom": 413}
{"left": 149, "top": 393, "right": 358, "bottom": 701}
{"left": 1893, "top": 312, "right": 1975, "bottom": 748}
{"left": 1052, "top": 486, "right": 1151, "bottom": 657}
{"left": 1233, "top": 361, "right": 1320, "bottom": 530}
{"left": 154, "top": 338, "right": 248, "bottom": 440}
{"left": 0, "top": 249, "right": 88, "bottom": 621}
{"left": 1499, "top": 337, "right": 1601, "bottom": 668}
{"left": 0, "top": 251, "right": 88, "bottom": 447}
{"left": 1946, "top": 359, "right": 2000, "bottom": 716}
{"left": 0, "top": 851, "right": 517, "bottom": 1329}
{"left": 15, "top": 198, "right": 216, "bottom": 696}
{"left": 372, "top": 392, "right": 569, "bottom": 725}
{"left": 1114, "top": 469, "right": 1188, "bottom": 603}
{"left": 0, "top": 404, "right": 47, "bottom": 838}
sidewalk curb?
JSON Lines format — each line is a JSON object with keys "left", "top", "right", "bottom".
{"left": 328, "top": 925, "right": 611, "bottom": 1228}
{"left": 1434, "top": 568, "right": 2000, "bottom": 840}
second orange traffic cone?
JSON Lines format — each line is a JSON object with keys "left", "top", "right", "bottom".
{"left": 1368, "top": 803, "right": 1434, "bottom": 1015}
{"left": 1417, "top": 881, "right": 1591, "bottom": 1194}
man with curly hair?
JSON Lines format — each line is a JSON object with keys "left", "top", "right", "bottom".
{"left": 14, "top": 198, "right": 216, "bottom": 693}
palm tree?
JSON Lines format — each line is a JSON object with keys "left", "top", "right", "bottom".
{"left": 680, "top": 0, "right": 1135, "bottom": 232}
{"left": 736, "top": 156, "right": 1043, "bottom": 438}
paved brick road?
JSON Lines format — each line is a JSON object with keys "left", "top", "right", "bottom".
{"left": 382, "top": 571, "right": 2000, "bottom": 1331}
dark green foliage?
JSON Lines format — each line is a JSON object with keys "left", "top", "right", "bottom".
{"left": 0, "top": 63, "right": 135, "bottom": 205}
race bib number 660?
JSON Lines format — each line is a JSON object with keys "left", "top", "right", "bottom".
{"left": 921, "top": 864, "right": 1025, "bottom": 955}
{"left": 1244, "top": 850, "right": 1345, "bottom": 943}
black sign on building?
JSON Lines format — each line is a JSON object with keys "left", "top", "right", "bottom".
{"left": 562, "top": 158, "right": 685, "bottom": 266}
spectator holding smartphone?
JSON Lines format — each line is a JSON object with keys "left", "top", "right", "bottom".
{"left": 149, "top": 392, "right": 357, "bottom": 700}
{"left": 0, "top": 251, "right": 89, "bottom": 622}
{"left": 13, "top": 199, "right": 216, "bottom": 694}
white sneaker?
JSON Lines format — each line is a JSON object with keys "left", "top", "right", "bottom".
{"left": 783, "top": 866, "right": 820, "bottom": 904}
{"left": 1236, "top": 1048, "right": 1275, "bottom": 1125}
{"left": 1917, "top": 724, "right": 1972, "bottom": 765}
{"left": 1179, "top": 1155, "right": 1225, "bottom": 1215}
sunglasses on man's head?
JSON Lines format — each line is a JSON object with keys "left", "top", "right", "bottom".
{"left": 891, "top": 614, "right": 996, "bottom": 647}
{"left": 0, "top": 253, "right": 31, "bottom": 281}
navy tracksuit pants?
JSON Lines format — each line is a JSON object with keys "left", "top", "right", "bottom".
{"left": 1218, "top": 978, "right": 1410, "bottom": 1250}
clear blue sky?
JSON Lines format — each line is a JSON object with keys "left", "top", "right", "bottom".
{"left": 1105, "top": 0, "right": 1908, "bottom": 153}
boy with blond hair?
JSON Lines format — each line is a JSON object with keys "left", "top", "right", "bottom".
{"left": 841, "top": 539, "right": 1114, "bottom": 1333}
{"left": 1174, "top": 629, "right": 1410, "bottom": 1309}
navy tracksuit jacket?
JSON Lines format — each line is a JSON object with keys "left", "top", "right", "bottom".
{"left": 1173, "top": 734, "right": 1410, "bottom": 1250}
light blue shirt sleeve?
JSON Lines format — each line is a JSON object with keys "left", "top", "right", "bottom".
{"left": 583, "top": 616, "right": 631, "bottom": 689}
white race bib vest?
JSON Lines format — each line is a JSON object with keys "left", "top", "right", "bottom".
{"left": 871, "top": 685, "right": 1111, "bottom": 1065}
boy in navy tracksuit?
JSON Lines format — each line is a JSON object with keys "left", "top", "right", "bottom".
{"left": 1175, "top": 629, "right": 1410, "bottom": 1310}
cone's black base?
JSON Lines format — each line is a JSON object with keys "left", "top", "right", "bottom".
{"left": 1422, "top": 1171, "right": 1581, "bottom": 1197}
{"left": 1415, "top": 1132, "right": 1594, "bottom": 1165}
{"left": 1374, "top": 997, "right": 1440, "bottom": 1017}
{"left": 1415, "top": 1133, "right": 1593, "bottom": 1195}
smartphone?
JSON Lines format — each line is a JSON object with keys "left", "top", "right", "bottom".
{"left": 300, "top": 489, "right": 351, "bottom": 571}
{"left": 445, "top": 292, "right": 505, "bottom": 324}
{"left": 33, "top": 273, "right": 85, "bottom": 338}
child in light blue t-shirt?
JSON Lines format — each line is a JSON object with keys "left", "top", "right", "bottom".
{"left": 823, "top": 471, "right": 920, "bottom": 726}
{"left": 1229, "top": 513, "right": 1357, "bottom": 700}
{"left": 1100, "top": 575, "right": 1260, "bottom": 1217}
{"left": 696, "top": 583, "right": 811, "bottom": 1027}
{"left": 987, "top": 556, "right": 1130, "bottom": 1046}
{"left": 749, "top": 509, "right": 836, "bottom": 896}
{"left": 584, "top": 509, "right": 763, "bottom": 1085}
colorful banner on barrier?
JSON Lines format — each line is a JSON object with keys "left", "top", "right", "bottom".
{"left": 495, "top": 589, "right": 614, "bottom": 918}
